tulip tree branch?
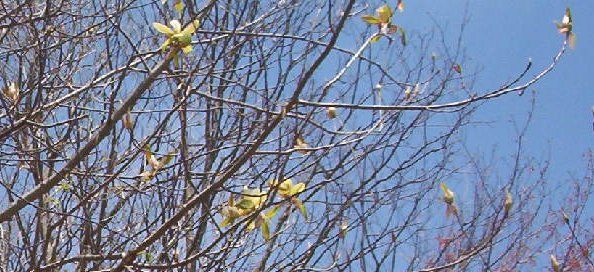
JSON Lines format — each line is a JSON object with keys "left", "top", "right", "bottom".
{"left": 110, "top": 1, "right": 357, "bottom": 270}
{"left": 0, "top": 50, "right": 178, "bottom": 223}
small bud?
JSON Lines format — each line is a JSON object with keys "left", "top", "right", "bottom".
{"left": 294, "top": 136, "right": 309, "bottom": 154}
{"left": 562, "top": 210, "right": 570, "bottom": 225}
{"left": 326, "top": 107, "right": 337, "bottom": 119}
{"left": 122, "top": 111, "right": 134, "bottom": 130}
{"left": 504, "top": 189, "right": 513, "bottom": 213}
{"left": 404, "top": 87, "right": 412, "bottom": 100}
{"left": 3, "top": 82, "right": 19, "bottom": 102}
{"left": 397, "top": 0, "right": 405, "bottom": 12}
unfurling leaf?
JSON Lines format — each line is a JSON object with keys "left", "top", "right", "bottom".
{"left": 376, "top": 5, "right": 393, "bottom": 24}
{"left": 153, "top": 23, "right": 174, "bottom": 35}
{"left": 261, "top": 220, "right": 270, "bottom": 240}
{"left": 290, "top": 182, "right": 305, "bottom": 196}
{"left": 144, "top": 147, "right": 160, "bottom": 169}
{"left": 370, "top": 35, "right": 382, "bottom": 43}
{"left": 362, "top": 15, "right": 381, "bottom": 25}
{"left": 271, "top": 179, "right": 306, "bottom": 198}
{"left": 555, "top": 7, "right": 572, "bottom": 34}
{"left": 292, "top": 197, "right": 308, "bottom": 220}
{"left": 174, "top": 0, "right": 185, "bottom": 13}
{"left": 264, "top": 205, "right": 280, "bottom": 219}
{"left": 153, "top": 19, "right": 199, "bottom": 56}
{"left": 294, "top": 136, "right": 310, "bottom": 154}
{"left": 440, "top": 182, "right": 455, "bottom": 205}
{"left": 220, "top": 216, "right": 234, "bottom": 227}
{"left": 399, "top": 27, "right": 407, "bottom": 46}
{"left": 236, "top": 199, "right": 255, "bottom": 210}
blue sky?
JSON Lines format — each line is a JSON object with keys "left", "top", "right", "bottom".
{"left": 400, "top": 1, "right": 593, "bottom": 180}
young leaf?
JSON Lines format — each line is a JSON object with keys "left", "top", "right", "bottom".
{"left": 376, "top": 5, "right": 393, "bottom": 24}
{"left": 264, "top": 205, "right": 280, "bottom": 219}
{"left": 290, "top": 182, "right": 305, "bottom": 196}
{"left": 261, "top": 220, "right": 270, "bottom": 240}
{"left": 361, "top": 15, "right": 381, "bottom": 25}
{"left": 174, "top": 0, "right": 185, "bottom": 13}
{"left": 159, "top": 152, "right": 175, "bottom": 167}
{"left": 440, "top": 182, "right": 455, "bottom": 205}
{"left": 399, "top": 27, "right": 407, "bottom": 46}
{"left": 220, "top": 217, "right": 234, "bottom": 227}
{"left": 182, "top": 45, "right": 193, "bottom": 54}
{"left": 182, "top": 20, "right": 200, "bottom": 35}
{"left": 153, "top": 23, "right": 174, "bottom": 35}
{"left": 236, "top": 199, "right": 255, "bottom": 210}
{"left": 292, "top": 197, "right": 308, "bottom": 220}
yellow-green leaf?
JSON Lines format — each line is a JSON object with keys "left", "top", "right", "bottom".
{"left": 370, "top": 35, "right": 382, "bottom": 43}
{"left": 376, "top": 5, "right": 393, "bottom": 23}
{"left": 159, "top": 152, "right": 175, "bottom": 166}
{"left": 182, "top": 19, "right": 200, "bottom": 35}
{"left": 159, "top": 39, "right": 171, "bottom": 52}
{"left": 291, "top": 182, "right": 305, "bottom": 195}
{"left": 181, "top": 45, "right": 193, "bottom": 54}
{"left": 292, "top": 197, "right": 307, "bottom": 220}
{"left": 264, "top": 205, "right": 280, "bottom": 219}
{"left": 220, "top": 217, "right": 234, "bottom": 227}
{"left": 236, "top": 199, "right": 255, "bottom": 210}
{"left": 153, "top": 22, "right": 174, "bottom": 35}
{"left": 247, "top": 219, "right": 256, "bottom": 231}
{"left": 174, "top": 1, "right": 185, "bottom": 13}
{"left": 261, "top": 220, "right": 270, "bottom": 240}
{"left": 361, "top": 15, "right": 381, "bottom": 25}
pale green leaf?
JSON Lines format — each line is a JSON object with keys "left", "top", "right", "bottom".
{"left": 376, "top": 5, "right": 393, "bottom": 23}
{"left": 292, "top": 198, "right": 307, "bottom": 220}
{"left": 264, "top": 205, "right": 280, "bottom": 219}
{"left": 181, "top": 45, "right": 193, "bottom": 54}
{"left": 361, "top": 15, "right": 381, "bottom": 25}
{"left": 236, "top": 199, "right": 255, "bottom": 210}
{"left": 174, "top": 1, "right": 185, "bottom": 13}
{"left": 220, "top": 217, "right": 234, "bottom": 227}
{"left": 291, "top": 183, "right": 305, "bottom": 195}
{"left": 261, "top": 220, "right": 270, "bottom": 240}
{"left": 153, "top": 22, "right": 174, "bottom": 35}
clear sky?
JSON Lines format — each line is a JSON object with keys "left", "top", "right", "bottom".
{"left": 400, "top": 1, "right": 593, "bottom": 180}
